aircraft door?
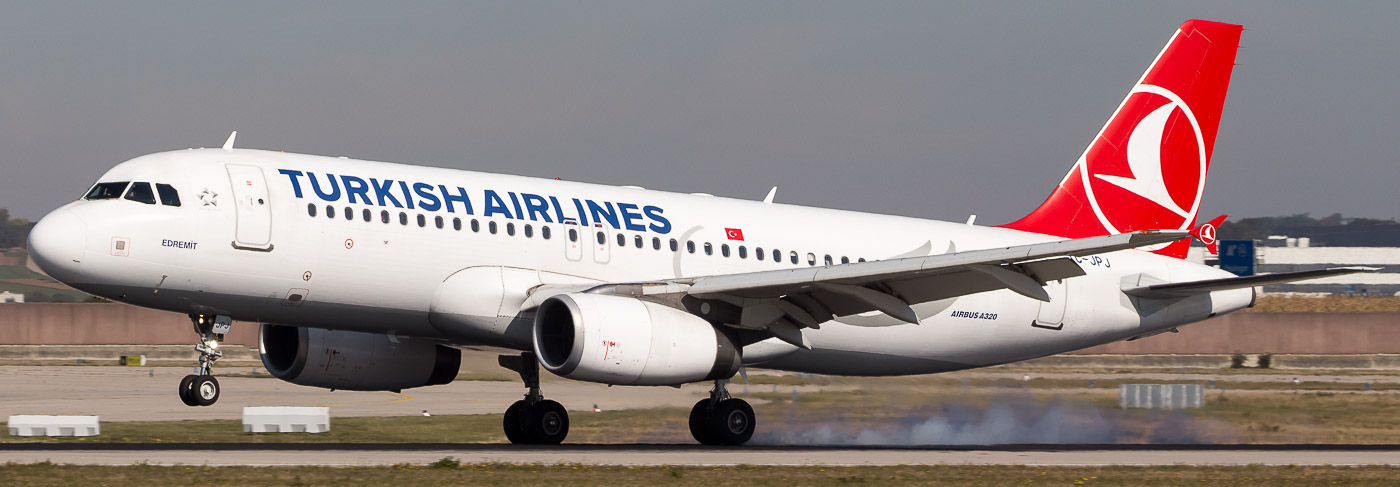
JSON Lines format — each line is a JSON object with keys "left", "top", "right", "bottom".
{"left": 592, "top": 223, "right": 610, "bottom": 264}
{"left": 564, "top": 223, "right": 582, "bottom": 261}
{"left": 1032, "top": 279, "right": 1068, "bottom": 330}
{"left": 226, "top": 164, "right": 273, "bottom": 251}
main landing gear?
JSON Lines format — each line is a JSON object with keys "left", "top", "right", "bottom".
{"left": 499, "top": 352, "right": 569, "bottom": 444}
{"left": 689, "top": 379, "right": 756, "bottom": 446}
{"left": 178, "top": 313, "right": 228, "bottom": 407}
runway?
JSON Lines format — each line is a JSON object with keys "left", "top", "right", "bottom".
{"left": 2, "top": 444, "right": 1399, "bottom": 467}
{"left": 0, "top": 366, "right": 729, "bottom": 421}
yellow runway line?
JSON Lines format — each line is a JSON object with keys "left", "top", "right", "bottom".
{"left": 316, "top": 391, "right": 415, "bottom": 407}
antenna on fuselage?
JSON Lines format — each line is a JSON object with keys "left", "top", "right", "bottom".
{"left": 221, "top": 131, "right": 238, "bottom": 152}
{"left": 762, "top": 186, "right": 777, "bottom": 204}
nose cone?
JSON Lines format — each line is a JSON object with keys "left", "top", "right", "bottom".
{"left": 28, "top": 208, "right": 88, "bottom": 284}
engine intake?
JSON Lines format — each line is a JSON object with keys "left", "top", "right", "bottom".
{"left": 532, "top": 293, "right": 740, "bottom": 386}
{"left": 259, "top": 324, "right": 460, "bottom": 391}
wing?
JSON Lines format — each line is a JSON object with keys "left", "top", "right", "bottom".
{"left": 533, "top": 230, "right": 1189, "bottom": 349}
{"left": 1123, "top": 266, "right": 1380, "bottom": 299}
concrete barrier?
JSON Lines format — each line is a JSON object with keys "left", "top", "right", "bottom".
{"left": 8, "top": 415, "right": 100, "bottom": 436}
{"left": 0, "top": 345, "right": 259, "bottom": 362}
{"left": 243, "top": 407, "right": 329, "bottom": 433}
{"left": 0, "top": 303, "right": 258, "bottom": 347}
{"left": 1119, "top": 384, "right": 1204, "bottom": 409}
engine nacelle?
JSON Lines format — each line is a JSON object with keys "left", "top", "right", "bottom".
{"left": 259, "top": 324, "right": 460, "bottom": 392}
{"left": 532, "top": 293, "right": 740, "bottom": 386}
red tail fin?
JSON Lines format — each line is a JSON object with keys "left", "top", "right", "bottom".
{"left": 1000, "top": 20, "right": 1242, "bottom": 259}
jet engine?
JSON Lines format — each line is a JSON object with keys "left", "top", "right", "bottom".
{"left": 259, "top": 324, "right": 460, "bottom": 392}
{"left": 532, "top": 293, "right": 740, "bottom": 386}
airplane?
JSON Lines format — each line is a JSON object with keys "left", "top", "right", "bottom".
{"left": 26, "top": 19, "right": 1370, "bottom": 446}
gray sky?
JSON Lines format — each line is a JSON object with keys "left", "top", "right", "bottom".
{"left": 2, "top": 2, "right": 1397, "bottom": 224}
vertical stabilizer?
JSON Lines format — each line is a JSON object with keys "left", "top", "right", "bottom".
{"left": 1000, "top": 20, "right": 1243, "bottom": 259}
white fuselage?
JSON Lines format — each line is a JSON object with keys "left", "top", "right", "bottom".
{"left": 30, "top": 148, "right": 1252, "bottom": 377}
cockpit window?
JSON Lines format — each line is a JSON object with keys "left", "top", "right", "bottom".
{"left": 155, "top": 184, "right": 181, "bottom": 206}
{"left": 84, "top": 181, "right": 130, "bottom": 200}
{"left": 124, "top": 182, "right": 157, "bottom": 205}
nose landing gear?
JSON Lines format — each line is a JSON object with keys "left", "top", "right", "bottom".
{"left": 689, "top": 380, "right": 755, "bottom": 446}
{"left": 499, "top": 352, "right": 570, "bottom": 444}
{"left": 178, "top": 314, "right": 228, "bottom": 407}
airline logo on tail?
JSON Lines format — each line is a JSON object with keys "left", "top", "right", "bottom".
{"left": 1085, "top": 83, "right": 1207, "bottom": 234}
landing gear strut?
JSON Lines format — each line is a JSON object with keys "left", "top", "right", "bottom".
{"left": 178, "top": 314, "right": 227, "bottom": 407}
{"left": 499, "top": 352, "right": 569, "bottom": 444}
{"left": 690, "top": 379, "right": 755, "bottom": 445}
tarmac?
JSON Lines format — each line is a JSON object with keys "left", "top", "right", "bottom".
{"left": 0, "top": 444, "right": 1397, "bottom": 466}
{"left": 0, "top": 366, "right": 720, "bottom": 421}
{"left": 6, "top": 366, "right": 1400, "bottom": 467}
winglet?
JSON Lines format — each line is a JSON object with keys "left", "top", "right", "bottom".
{"left": 222, "top": 131, "right": 238, "bottom": 152}
{"left": 763, "top": 186, "right": 777, "bottom": 204}
{"left": 1190, "top": 214, "right": 1227, "bottom": 255}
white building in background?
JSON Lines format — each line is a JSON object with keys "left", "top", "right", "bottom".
{"left": 0, "top": 291, "right": 23, "bottom": 303}
{"left": 1191, "top": 243, "right": 1400, "bottom": 295}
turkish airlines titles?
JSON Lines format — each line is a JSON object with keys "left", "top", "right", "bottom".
{"left": 277, "top": 169, "right": 673, "bottom": 234}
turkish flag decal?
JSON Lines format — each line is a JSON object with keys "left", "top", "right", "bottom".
{"left": 725, "top": 228, "right": 744, "bottom": 241}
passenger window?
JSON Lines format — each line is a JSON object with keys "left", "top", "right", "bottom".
{"left": 453, "top": 217, "right": 462, "bottom": 231}
{"left": 652, "top": 237, "right": 661, "bottom": 250}
{"left": 841, "top": 256, "right": 850, "bottom": 264}
{"left": 416, "top": 214, "right": 426, "bottom": 227}
{"left": 721, "top": 244, "right": 730, "bottom": 257}
{"left": 569, "top": 228, "right": 578, "bottom": 242}
{"left": 542, "top": 226, "right": 552, "bottom": 239}
{"left": 596, "top": 231, "right": 605, "bottom": 244}
{"left": 687, "top": 241, "right": 696, "bottom": 254}
{"left": 704, "top": 242, "right": 713, "bottom": 255}
{"left": 670, "top": 239, "right": 679, "bottom": 252}
{"left": 739, "top": 246, "right": 747, "bottom": 259}
{"left": 507, "top": 223, "right": 516, "bottom": 236}
{"left": 362, "top": 209, "right": 371, "bottom": 222}
{"left": 471, "top": 219, "right": 480, "bottom": 232}
{"left": 807, "top": 253, "right": 816, "bottom": 266}
{"left": 773, "top": 249, "right": 782, "bottom": 262}
{"left": 616, "top": 233, "right": 625, "bottom": 246}
{"left": 756, "top": 247, "right": 764, "bottom": 261}
{"left": 858, "top": 258, "right": 866, "bottom": 263}
{"left": 525, "top": 224, "right": 534, "bottom": 238}
{"left": 344, "top": 207, "right": 353, "bottom": 220}
{"left": 489, "top": 221, "right": 498, "bottom": 234}
{"left": 123, "top": 182, "right": 157, "bottom": 204}
{"left": 824, "top": 254, "right": 833, "bottom": 266}
{"left": 307, "top": 203, "right": 317, "bottom": 217}
{"left": 381, "top": 210, "right": 389, "bottom": 223}
{"left": 399, "top": 212, "right": 408, "bottom": 225}
{"left": 85, "top": 181, "right": 129, "bottom": 200}
{"left": 634, "top": 235, "right": 643, "bottom": 248}
{"left": 790, "top": 251, "right": 799, "bottom": 265}
{"left": 435, "top": 215, "right": 444, "bottom": 229}
{"left": 327, "top": 205, "right": 335, "bottom": 219}
{"left": 155, "top": 184, "right": 181, "bottom": 206}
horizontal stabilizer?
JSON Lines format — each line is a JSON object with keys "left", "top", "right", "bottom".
{"left": 1124, "top": 267, "right": 1380, "bottom": 298}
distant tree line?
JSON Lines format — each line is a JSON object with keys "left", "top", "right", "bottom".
{"left": 1220, "top": 213, "right": 1400, "bottom": 245}
{"left": 0, "top": 209, "right": 33, "bottom": 248}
